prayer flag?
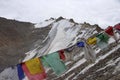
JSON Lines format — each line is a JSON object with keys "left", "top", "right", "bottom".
{"left": 87, "top": 37, "right": 97, "bottom": 45}
{"left": 41, "top": 57, "right": 50, "bottom": 67}
{"left": 43, "top": 52, "right": 66, "bottom": 75}
{"left": 58, "top": 50, "right": 66, "bottom": 61}
{"left": 17, "top": 64, "right": 25, "bottom": 80}
{"left": 77, "top": 41, "right": 85, "bottom": 47}
{"left": 84, "top": 42, "right": 96, "bottom": 63}
{"left": 114, "top": 23, "right": 120, "bottom": 30}
{"left": 25, "top": 58, "right": 44, "bottom": 75}
{"left": 22, "top": 58, "right": 46, "bottom": 80}
{"left": 105, "top": 26, "right": 114, "bottom": 36}
{"left": 96, "top": 33, "right": 109, "bottom": 43}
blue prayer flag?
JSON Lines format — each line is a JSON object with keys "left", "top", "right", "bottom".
{"left": 77, "top": 41, "right": 84, "bottom": 47}
{"left": 17, "top": 64, "right": 25, "bottom": 80}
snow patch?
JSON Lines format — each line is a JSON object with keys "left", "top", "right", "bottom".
{"left": 35, "top": 19, "right": 55, "bottom": 28}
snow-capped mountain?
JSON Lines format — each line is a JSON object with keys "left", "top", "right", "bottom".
{"left": 0, "top": 17, "right": 120, "bottom": 80}
{"left": 24, "top": 17, "right": 103, "bottom": 61}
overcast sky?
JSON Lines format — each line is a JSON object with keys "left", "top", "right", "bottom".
{"left": 0, "top": 0, "right": 120, "bottom": 28}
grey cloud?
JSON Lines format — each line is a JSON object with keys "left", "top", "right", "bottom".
{"left": 0, "top": 0, "right": 120, "bottom": 28}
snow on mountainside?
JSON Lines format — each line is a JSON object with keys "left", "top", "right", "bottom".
{"left": 35, "top": 18, "right": 55, "bottom": 28}
{"left": 23, "top": 17, "right": 102, "bottom": 61}
{"left": 0, "top": 17, "right": 120, "bottom": 80}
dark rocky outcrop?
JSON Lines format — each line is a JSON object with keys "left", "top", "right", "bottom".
{"left": 0, "top": 17, "right": 51, "bottom": 72}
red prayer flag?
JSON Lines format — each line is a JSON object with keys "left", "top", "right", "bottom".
{"left": 59, "top": 50, "right": 66, "bottom": 61}
{"left": 114, "top": 23, "right": 120, "bottom": 30}
{"left": 22, "top": 63, "right": 46, "bottom": 80}
{"left": 105, "top": 26, "right": 114, "bottom": 36}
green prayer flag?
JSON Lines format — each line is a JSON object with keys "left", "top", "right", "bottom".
{"left": 41, "top": 57, "right": 50, "bottom": 67}
{"left": 96, "top": 38, "right": 108, "bottom": 49}
{"left": 96, "top": 33, "right": 109, "bottom": 43}
{"left": 43, "top": 52, "right": 67, "bottom": 76}
{"left": 97, "top": 41, "right": 108, "bottom": 49}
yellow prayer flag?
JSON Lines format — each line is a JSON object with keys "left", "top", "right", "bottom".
{"left": 25, "top": 58, "right": 44, "bottom": 75}
{"left": 87, "top": 37, "right": 97, "bottom": 45}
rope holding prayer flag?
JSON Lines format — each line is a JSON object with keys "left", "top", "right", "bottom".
{"left": 65, "top": 45, "right": 74, "bottom": 52}
{"left": 17, "top": 64, "right": 25, "bottom": 80}
{"left": 25, "top": 58, "right": 44, "bottom": 75}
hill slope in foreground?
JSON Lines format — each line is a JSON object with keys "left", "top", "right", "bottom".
{"left": 0, "top": 17, "right": 120, "bottom": 80}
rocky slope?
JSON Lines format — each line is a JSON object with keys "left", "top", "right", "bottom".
{"left": 0, "top": 17, "right": 51, "bottom": 72}
{"left": 0, "top": 17, "right": 120, "bottom": 80}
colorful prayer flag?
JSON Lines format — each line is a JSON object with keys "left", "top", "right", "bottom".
{"left": 17, "top": 64, "right": 25, "bottom": 80}
{"left": 41, "top": 56, "right": 50, "bottom": 67}
{"left": 97, "top": 41, "right": 108, "bottom": 49}
{"left": 22, "top": 63, "right": 46, "bottom": 80}
{"left": 25, "top": 58, "right": 44, "bottom": 75}
{"left": 87, "top": 37, "right": 97, "bottom": 45}
{"left": 43, "top": 52, "right": 67, "bottom": 76}
{"left": 84, "top": 42, "right": 96, "bottom": 63}
{"left": 58, "top": 50, "right": 66, "bottom": 61}
{"left": 96, "top": 33, "right": 109, "bottom": 43}
{"left": 114, "top": 23, "right": 120, "bottom": 30}
{"left": 77, "top": 41, "right": 85, "bottom": 47}
{"left": 105, "top": 26, "right": 114, "bottom": 36}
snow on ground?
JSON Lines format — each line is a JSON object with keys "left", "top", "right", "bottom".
{"left": 65, "top": 58, "right": 86, "bottom": 74}
{"left": 73, "top": 43, "right": 120, "bottom": 79}
{"left": 65, "top": 61, "right": 72, "bottom": 65}
{"left": 112, "top": 57, "right": 120, "bottom": 74}
{"left": 35, "top": 19, "right": 55, "bottom": 28}
{"left": 0, "top": 67, "right": 19, "bottom": 80}
{"left": 74, "top": 52, "right": 84, "bottom": 60}
{"left": 65, "top": 73, "right": 75, "bottom": 80}
{"left": 23, "top": 48, "right": 37, "bottom": 62}
{"left": 95, "top": 48, "right": 101, "bottom": 54}
{"left": 109, "top": 37, "right": 116, "bottom": 43}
